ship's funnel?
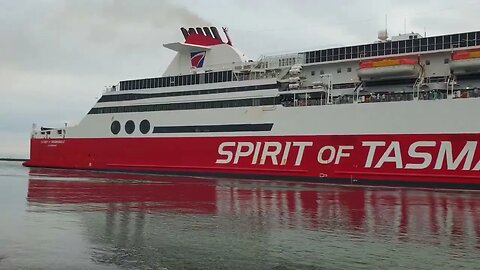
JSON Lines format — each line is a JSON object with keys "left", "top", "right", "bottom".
{"left": 222, "top": 27, "right": 232, "bottom": 46}
{"left": 180, "top": 27, "right": 189, "bottom": 39}
{"left": 178, "top": 26, "right": 226, "bottom": 46}
{"left": 203, "top": 27, "right": 213, "bottom": 37}
{"left": 196, "top": 27, "right": 205, "bottom": 36}
{"left": 210, "top": 27, "right": 222, "bottom": 42}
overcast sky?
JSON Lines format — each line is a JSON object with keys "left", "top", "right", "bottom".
{"left": 1, "top": 0, "right": 479, "bottom": 158}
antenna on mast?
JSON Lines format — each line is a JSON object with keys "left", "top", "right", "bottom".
{"left": 378, "top": 14, "right": 389, "bottom": 42}
{"left": 385, "top": 14, "right": 388, "bottom": 34}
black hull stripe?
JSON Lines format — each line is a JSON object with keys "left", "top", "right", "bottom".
{"left": 153, "top": 123, "right": 273, "bottom": 133}
{"left": 99, "top": 83, "right": 278, "bottom": 103}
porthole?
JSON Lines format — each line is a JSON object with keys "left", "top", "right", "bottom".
{"left": 140, "top": 120, "right": 150, "bottom": 134}
{"left": 111, "top": 121, "right": 121, "bottom": 135}
{"left": 125, "top": 120, "right": 135, "bottom": 134}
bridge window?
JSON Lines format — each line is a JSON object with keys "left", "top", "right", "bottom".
{"left": 392, "top": 41, "right": 399, "bottom": 54}
{"left": 321, "top": 50, "right": 327, "bottom": 62}
{"left": 427, "top": 37, "right": 435, "bottom": 50}
{"left": 452, "top": 34, "right": 459, "bottom": 47}
{"left": 345, "top": 47, "right": 352, "bottom": 59}
{"left": 378, "top": 43, "right": 385, "bottom": 56}
{"left": 314, "top": 51, "right": 320, "bottom": 62}
{"left": 339, "top": 47, "right": 345, "bottom": 60}
{"left": 406, "top": 39, "right": 413, "bottom": 53}
{"left": 468, "top": 32, "right": 476, "bottom": 46}
{"left": 371, "top": 43, "right": 378, "bottom": 57}
{"left": 399, "top": 40, "right": 406, "bottom": 54}
{"left": 351, "top": 46, "right": 358, "bottom": 58}
{"left": 435, "top": 36, "right": 443, "bottom": 50}
{"left": 460, "top": 33, "right": 468, "bottom": 47}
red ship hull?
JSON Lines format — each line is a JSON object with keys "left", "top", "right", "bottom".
{"left": 24, "top": 133, "right": 480, "bottom": 187}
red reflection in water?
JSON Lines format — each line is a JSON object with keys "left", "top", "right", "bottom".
{"left": 27, "top": 169, "right": 217, "bottom": 214}
{"left": 27, "top": 169, "right": 480, "bottom": 244}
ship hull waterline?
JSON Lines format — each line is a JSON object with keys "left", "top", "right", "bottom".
{"left": 24, "top": 133, "right": 480, "bottom": 188}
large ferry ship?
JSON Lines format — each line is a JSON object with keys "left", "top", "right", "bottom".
{"left": 24, "top": 27, "right": 480, "bottom": 187}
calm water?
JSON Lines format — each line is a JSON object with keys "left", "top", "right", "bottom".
{"left": 1, "top": 161, "right": 480, "bottom": 269}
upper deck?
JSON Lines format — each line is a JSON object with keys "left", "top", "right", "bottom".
{"left": 303, "top": 31, "right": 480, "bottom": 64}
{"left": 112, "top": 29, "right": 480, "bottom": 93}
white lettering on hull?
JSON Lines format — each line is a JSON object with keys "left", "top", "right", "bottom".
{"left": 374, "top": 141, "right": 402, "bottom": 169}
{"left": 434, "top": 141, "right": 477, "bottom": 170}
{"left": 404, "top": 141, "right": 435, "bottom": 169}
{"left": 260, "top": 142, "right": 282, "bottom": 165}
{"left": 317, "top": 146, "right": 335, "bottom": 164}
{"left": 293, "top": 142, "right": 313, "bottom": 166}
{"left": 216, "top": 141, "right": 313, "bottom": 166}
{"left": 233, "top": 142, "right": 254, "bottom": 164}
{"left": 216, "top": 142, "right": 236, "bottom": 164}
{"left": 335, "top": 146, "right": 354, "bottom": 165}
{"left": 216, "top": 140, "right": 480, "bottom": 172}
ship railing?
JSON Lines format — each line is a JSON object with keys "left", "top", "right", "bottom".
{"left": 281, "top": 88, "right": 480, "bottom": 108}
{"left": 233, "top": 71, "right": 278, "bottom": 81}
{"left": 282, "top": 99, "right": 328, "bottom": 107}
{"left": 333, "top": 95, "right": 355, "bottom": 104}
{"left": 201, "top": 62, "right": 243, "bottom": 72}
{"left": 325, "top": 93, "right": 408, "bottom": 105}
{"left": 418, "top": 90, "right": 448, "bottom": 101}
{"left": 452, "top": 88, "right": 480, "bottom": 99}
{"left": 32, "top": 127, "right": 67, "bottom": 139}
{"left": 358, "top": 89, "right": 480, "bottom": 103}
{"left": 359, "top": 92, "right": 415, "bottom": 103}
{"left": 257, "top": 53, "right": 304, "bottom": 70}
{"left": 104, "top": 83, "right": 120, "bottom": 93}
{"left": 200, "top": 60, "right": 279, "bottom": 75}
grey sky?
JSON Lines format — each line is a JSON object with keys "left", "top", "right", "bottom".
{"left": 1, "top": 0, "right": 478, "bottom": 158}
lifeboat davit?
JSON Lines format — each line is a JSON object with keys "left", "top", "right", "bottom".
{"left": 450, "top": 49, "right": 480, "bottom": 75}
{"left": 358, "top": 57, "right": 420, "bottom": 81}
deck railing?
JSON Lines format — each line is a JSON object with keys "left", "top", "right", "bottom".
{"left": 282, "top": 88, "right": 480, "bottom": 107}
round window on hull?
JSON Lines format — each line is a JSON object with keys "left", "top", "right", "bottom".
{"left": 111, "top": 121, "right": 121, "bottom": 135}
{"left": 140, "top": 120, "right": 150, "bottom": 134}
{"left": 125, "top": 120, "right": 135, "bottom": 134}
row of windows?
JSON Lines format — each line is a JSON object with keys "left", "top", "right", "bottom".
{"left": 89, "top": 97, "right": 279, "bottom": 114}
{"left": 99, "top": 83, "right": 278, "bottom": 103}
{"left": 111, "top": 120, "right": 151, "bottom": 135}
{"left": 304, "top": 31, "right": 480, "bottom": 64}
{"left": 311, "top": 67, "right": 352, "bottom": 76}
{"left": 279, "top": 57, "right": 296, "bottom": 67}
{"left": 119, "top": 71, "right": 233, "bottom": 91}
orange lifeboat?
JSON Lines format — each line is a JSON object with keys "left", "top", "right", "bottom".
{"left": 358, "top": 57, "right": 420, "bottom": 81}
{"left": 450, "top": 49, "right": 480, "bottom": 75}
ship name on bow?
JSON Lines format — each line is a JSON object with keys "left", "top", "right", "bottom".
{"left": 216, "top": 140, "right": 480, "bottom": 171}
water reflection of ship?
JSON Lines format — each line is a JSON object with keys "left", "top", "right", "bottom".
{"left": 27, "top": 169, "right": 480, "bottom": 243}
{"left": 26, "top": 169, "right": 480, "bottom": 268}
{"left": 27, "top": 169, "right": 217, "bottom": 214}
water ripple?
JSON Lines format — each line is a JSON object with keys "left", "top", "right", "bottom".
{"left": 0, "top": 164, "right": 479, "bottom": 269}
